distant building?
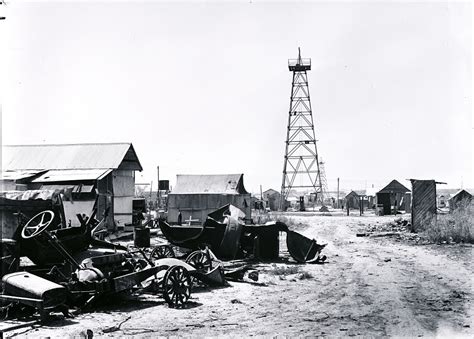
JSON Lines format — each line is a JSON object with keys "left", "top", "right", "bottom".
{"left": 263, "top": 189, "right": 281, "bottom": 211}
{"left": 167, "top": 174, "right": 251, "bottom": 224}
{"left": 345, "top": 191, "right": 361, "bottom": 209}
{"left": 376, "top": 180, "right": 411, "bottom": 215}
{"left": 1, "top": 143, "right": 143, "bottom": 230}
{"left": 448, "top": 189, "right": 472, "bottom": 212}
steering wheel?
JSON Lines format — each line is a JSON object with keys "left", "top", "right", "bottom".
{"left": 21, "top": 210, "right": 55, "bottom": 239}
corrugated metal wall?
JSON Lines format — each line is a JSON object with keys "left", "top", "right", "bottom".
{"left": 411, "top": 180, "right": 436, "bottom": 232}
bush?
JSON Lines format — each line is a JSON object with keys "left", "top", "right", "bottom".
{"left": 424, "top": 200, "right": 474, "bottom": 243}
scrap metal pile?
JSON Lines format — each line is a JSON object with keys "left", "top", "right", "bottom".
{"left": 0, "top": 191, "right": 326, "bottom": 335}
{"left": 158, "top": 204, "right": 327, "bottom": 264}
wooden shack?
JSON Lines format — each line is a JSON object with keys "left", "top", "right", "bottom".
{"left": 1, "top": 143, "right": 142, "bottom": 230}
{"left": 448, "top": 189, "right": 472, "bottom": 212}
{"left": 167, "top": 174, "right": 252, "bottom": 224}
{"left": 376, "top": 180, "right": 411, "bottom": 215}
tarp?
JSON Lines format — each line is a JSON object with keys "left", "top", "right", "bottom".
{"left": 0, "top": 189, "right": 58, "bottom": 201}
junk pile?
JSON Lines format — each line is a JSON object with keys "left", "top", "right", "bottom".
{"left": 158, "top": 204, "right": 327, "bottom": 274}
{"left": 0, "top": 192, "right": 230, "bottom": 335}
{"left": 158, "top": 204, "right": 326, "bottom": 264}
{"left": 0, "top": 192, "right": 327, "bottom": 336}
{"left": 357, "top": 217, "right": 425, "bottom": 242}
{"left": 362, "top": 217, "right": 411, "bottom": 234}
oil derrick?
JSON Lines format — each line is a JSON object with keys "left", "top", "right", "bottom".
{"left": 319, "top": 160, "right": 328, "bottom": 205}
{"left": 280, "top": 48, "right": 323, "bottom": 210}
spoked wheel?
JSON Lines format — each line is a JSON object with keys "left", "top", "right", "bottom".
{"left": 150, "top": 245, "right": 175, "bottom": 260}
{"left": 163, "top": 266, "right": 191, "bottom": 307}
{"left": 186, "top": 250, "right": 211, "bottom": 272}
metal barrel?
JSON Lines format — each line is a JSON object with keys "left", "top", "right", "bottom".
{"left": 134, "top": 227, "right": 150, "bottom": 248}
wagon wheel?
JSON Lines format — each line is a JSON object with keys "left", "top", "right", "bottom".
{"left": 163, "top": 266, "right": 191, "bottom": 307}
{"left": 186, "top": 250, "right": 211, "bottom": 272}
{"left": 150, "top": 245, "right": 175, "bottom": 260}
{"left": 21, "top": 210, "right": 55, "bottom": 239}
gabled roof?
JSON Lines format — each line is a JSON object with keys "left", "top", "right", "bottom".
{"left": 2, "top": 143, "right": 142, "bottom": 171}
{"left": 263, "top": 188, "right": 280, "bottom": 196}
{"left": 345, "top": 190, "right": 360, "bottom": 199}
{"left": 378, "top": 180, "right": 410, "bottom": 194}
{"left": 448, "top": 189, "right": 472, "bottom": 201}
{"left": 171, "top": 174, "right": 249, "bottom": 195}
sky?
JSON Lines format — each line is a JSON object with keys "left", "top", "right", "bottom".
{"left": 0, "top": 1, "right": 472, "bottom": 194}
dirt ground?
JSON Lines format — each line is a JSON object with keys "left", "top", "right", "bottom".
{"left": 6, "top": 213, "right": 473, "bottom": 338}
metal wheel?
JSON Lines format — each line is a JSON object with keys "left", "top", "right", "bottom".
{"left": 163, "top": 266, "right": 191, "bottom": 307}
{"left": 186, "top": 250, "right": 211, "bottom": 272}
{"left": 150, "top": 245, "right": 175, "bottom": 260}
{"left": 21, "top": 210, "right": 55, "bottom": 239}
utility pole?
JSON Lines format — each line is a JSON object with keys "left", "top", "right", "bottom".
{"left": 337, "top": 177, "right": 340, "bottom": 209}
{"left": 149, "top": 181, "right": 153, "bottom": 212}
{"left": 157, "top": 166, "right": 160, "bottom": 209}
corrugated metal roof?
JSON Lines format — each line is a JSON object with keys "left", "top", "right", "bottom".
{"left": 31, "top": 169, "right": 112, "bottom": 183}
{"left": 171, "top": 174, "right": 249, "bottom": 195}
{"left": 2, "top": 143, "right": 142, "bottom": 171}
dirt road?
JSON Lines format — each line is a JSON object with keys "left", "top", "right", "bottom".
{"left": 8, "top": 214, "right": 473, "bottom": 337}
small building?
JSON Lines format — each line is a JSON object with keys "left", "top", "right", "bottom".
{"left": 376, "top": 180, "right": 411, "bottom": 215}
{"left": 263, "top": 189, "right": 281, "bottom": 211}
{"left": 167, "top": 174, "right": 251, "bottom": 224}
{"left": 448, "top": 189, "right": 472, "bottom": 212}
{"left": 345, "top": 191, "right": 361, "bottom": 209}
{"left": 1, "top": 143, "right": 143, "bottom": 230}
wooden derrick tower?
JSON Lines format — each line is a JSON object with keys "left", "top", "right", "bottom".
{"left": 280, "top": 48, "right": 324, "bottom": 210}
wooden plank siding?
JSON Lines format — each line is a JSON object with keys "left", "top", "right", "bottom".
{"left": 411, "top": 179, "right": 437, "bottom": 232}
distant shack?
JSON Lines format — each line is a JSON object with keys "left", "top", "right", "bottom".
{"left": 263, "top": 188, "right": 281, "bottom": 211}
{"left": 376, "top": 180, "right": 411, "bottom": 215}
{"left": 345, "top": 191, "right": 361, "bottom": 209}
{"left": 448, "top": 189, "right": 472, "bottom": 212}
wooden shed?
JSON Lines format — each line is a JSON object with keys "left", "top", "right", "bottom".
{"left": 167, "top": 174, "right": 251, "bottom": 224}
{"left": 263, "top": 189, "right": 281, "bottom": 211}
{"left": 376, "top": 180, "right": 411, "bottom": 215}
{"left": 345, "top": 191, "right": 361, "bottom": 209}
{"left": 1, "top": 143, "right": 142, "bottom": 230}
{"left": 448, "top": 189, "right": 472, "bottom": 212}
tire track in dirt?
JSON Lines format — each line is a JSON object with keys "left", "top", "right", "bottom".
{"left": 299, "top": 216, "right": 473, "bottom": 337}
{"left": 7, "top": 215, "right": 472, "bottom": 337}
